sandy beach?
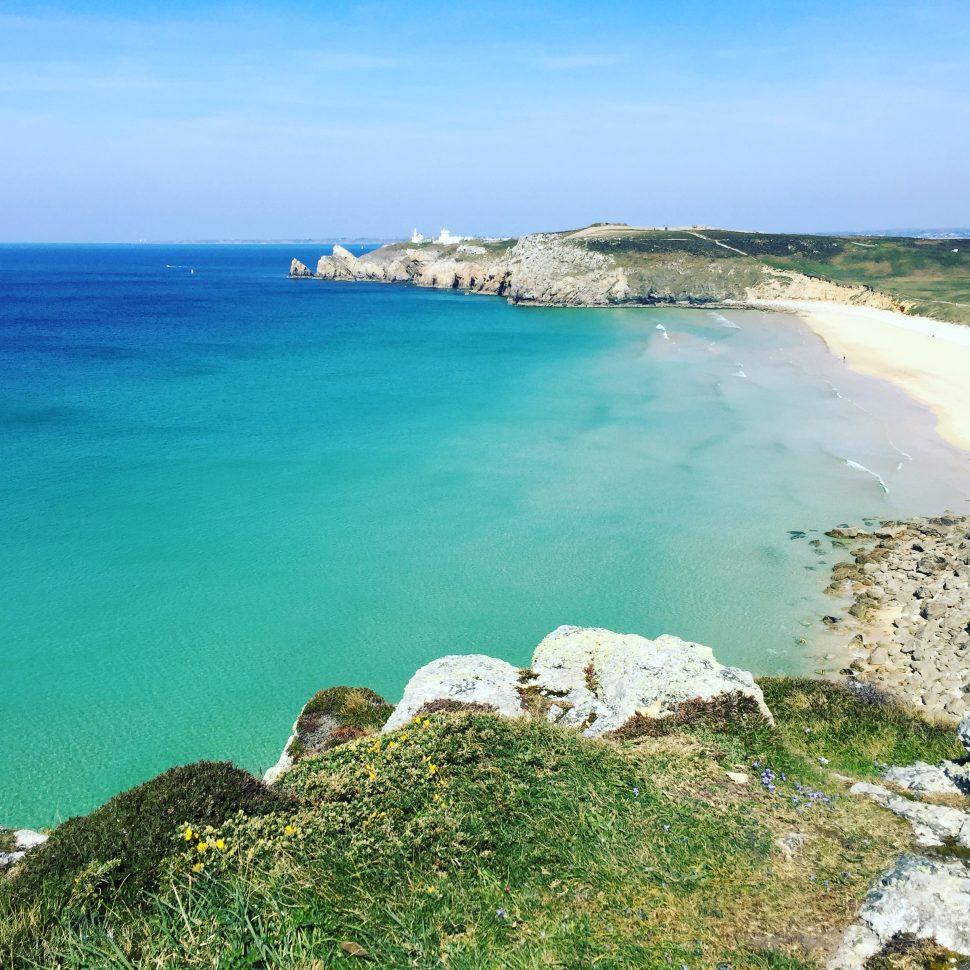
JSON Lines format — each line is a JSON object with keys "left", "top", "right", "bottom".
{"left": 759, "top": 300, "right": 970, "bottom": 453}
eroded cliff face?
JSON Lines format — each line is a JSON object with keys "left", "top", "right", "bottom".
{"left": 298, "top": 234, "right": 916, "bottom": 313}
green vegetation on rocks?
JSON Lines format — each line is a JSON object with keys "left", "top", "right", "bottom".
{"left": 287, "top": 686, "right": 393, "bottom": 762}
{"left": 1, "top": 677, "right": 965, "bottom": 968}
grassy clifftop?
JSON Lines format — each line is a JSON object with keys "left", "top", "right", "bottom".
{"left": 1, "top": 678, "right": 963, "bottom": 969}
{"left": 572, "top": 226, "right": 970, "bottom": 323}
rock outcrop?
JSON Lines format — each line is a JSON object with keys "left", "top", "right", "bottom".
{"left": 383, "top": 655, "right": 524, "bottom": 732}
{"left": 849, "top": 781, "right": 970, "bottom": 848}
{"left": 0, "top": 828, "right": 47, "bottom": 870}
{"left": 380, "top": 625, "right": 772, "bottom": 739}
{"left": 820, "top": 514, "right": 970, "bottom": 720}
{"left": 296, "top": 230, "right": 917, "bottom": 313}
{"left": 288, "top": 258, "right": 312, "bottom": 278}
{"left": 884, "top": 760, "right": 965, "bottom": 796}
{"left": 829, "top": 854, "right": 970, "bottom": 969}
{"left": 528, "top": 625, "right": 773, "bottom": 736}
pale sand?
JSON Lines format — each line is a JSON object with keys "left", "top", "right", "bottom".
{"left": 755, "top": 300, "right": 970, "bottom": 453}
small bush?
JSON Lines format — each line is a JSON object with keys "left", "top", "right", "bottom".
{"left": 608, "top": 691, "right": 768, "bottom": 741}
{"left": 288, "top": 686, "right": 393, "bottom": 761}
{"left": 8, "top": 761, "right": 289, "bottom": 904}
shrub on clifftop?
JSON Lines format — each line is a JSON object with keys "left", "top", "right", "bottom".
{"left": 287, "top": 685, "right": 393, "bottom": 762}
{"left": 7, "top": 761, "right": 289, "bottom": 905}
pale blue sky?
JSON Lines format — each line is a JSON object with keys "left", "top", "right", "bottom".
{"left": 2, "top": 1, "right": 968, "bottom": 241}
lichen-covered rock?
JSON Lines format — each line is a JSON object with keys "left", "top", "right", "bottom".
{"left": 383, "top": 655, "right": 524, "bottom": 732}
{"left": 850, "top": 782, "right": 970, "bottom": 847}
{"left": 828, "top": 854, "right": 970, "bottom": 969}
{"left": 530, "top": 625, "right": 773, "bottom": 737}
{"left": 884, "top": 761, "right": 963, "bottom": 795}
{"left": 945, "top": 760, "right": 970, "bottom": 794}
{"left": 288, "top": 258, "right": 312, "bottom": 278}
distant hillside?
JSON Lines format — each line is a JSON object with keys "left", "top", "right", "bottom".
{"left": 299, "top": 224, "right": 970, "bottom": 325}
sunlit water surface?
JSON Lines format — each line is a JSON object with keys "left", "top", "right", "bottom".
{"left": 1, "top": 244, "right": 967, "bottom": 826}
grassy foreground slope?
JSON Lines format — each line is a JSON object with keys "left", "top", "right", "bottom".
{"left": 1, "top": 679, "right": 964, "bottom": 969}
{"left": 572, "top": 225, "right": 970, "bottom": 323}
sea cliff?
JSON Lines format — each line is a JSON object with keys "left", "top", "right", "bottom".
{"left": 292, "top": 225, "right": 933, "bottom": 316}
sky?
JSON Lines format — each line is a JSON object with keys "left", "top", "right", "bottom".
{"left": 1, "top": 0, "right": 969, "bottom": 241}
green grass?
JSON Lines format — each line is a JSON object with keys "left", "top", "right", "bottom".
{"left": 1, "top": 678, "right": 964, "bottom": 969}
{"left": 287, "top": 686, "right": 394, "bottom": 761}
{"left": 0, "top": 829, "right": 14, "bottom": 854}
{"left": 577, "top": 229, "right": 970, "bottom": 323}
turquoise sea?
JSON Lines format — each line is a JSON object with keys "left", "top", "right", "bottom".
{"left": 1, "top": 244, "right": 967, "bottom": 827}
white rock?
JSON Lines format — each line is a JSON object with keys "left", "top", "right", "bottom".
{"left": 288, "top": 258, "right": 312, "bottom": 278}
{"left": 944, "top": 760, "right": 970, "bottom": 794}
{"left": 13, "top": 829, "right": 46, "bottom": 851}
{"left": 829, "top": 854, "right": 970, "bottom": 968}
{"left": 884, "top": 761, "right": 963, "bottom": 795}
{"left": 263, "top": 737, "right": 295, "bottom": 785}
{"left": 775, "top": 832, "right": 809, "bottom": 860}
{"left": 0, "top": 828, "right": 47, "bottom": 870}
{"left": 725, "top": 771, "right": 749, "bottom": 785}
{"left": 959, "top": 711, "right": 970, "bottom": 754}
{"left": 529, "top": 625, "right": 773, "bottom": 737}
{"left": 383, "top": 655, "right": 524, "bottom": 732}
{"left": 850, "top": 782, "right": 970, "bottom": 847}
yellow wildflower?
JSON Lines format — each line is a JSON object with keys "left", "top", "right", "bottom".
{"left": 400, "top": 732, "right": 409, "bottom": 741}
{"left": 425, "top": 885, "right": 437, "bottom": 895}
{"left": 183, "top": 826, "right": 194, "bottom": 842}
{"left": 388, "top": 741, "right": 397, "bottom": 750}
{"left": 284, "top": 824, "right": 299, "bottom": 837}
{"left": 428, "top": 763, "right": 438, "bottom": 776}
{"left": 414, "top": 716, "right": 421, "bottom": 725}
{"left": 197, "top": 841, "right": 208, "bottom": 853}
{"left": 191, "top": 862, "right": 204, "bottom": 873}
{"left": 215, "top": 839, "right": 226, "bottom": 852}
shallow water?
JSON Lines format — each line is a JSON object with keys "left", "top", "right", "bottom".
{"left": 1, "top": 245, "right": 967, "bottom": 826}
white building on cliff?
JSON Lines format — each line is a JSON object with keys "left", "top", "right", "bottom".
{"left": 410, "top": 227, "right": 467, "bottom": 244}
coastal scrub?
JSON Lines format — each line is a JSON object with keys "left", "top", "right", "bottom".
{"left": 1, "top": 677, "right": 962, "bottom": 968}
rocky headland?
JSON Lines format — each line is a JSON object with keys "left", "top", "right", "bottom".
{"left": 821, "top": 514, "right": 970, "bottom": 721}
{"left": 294, "top": 228, "right": 915, "bottom": 312}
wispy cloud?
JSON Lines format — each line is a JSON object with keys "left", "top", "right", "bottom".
{"left": 531, "top": 52, "right": 625, "bottom": 70}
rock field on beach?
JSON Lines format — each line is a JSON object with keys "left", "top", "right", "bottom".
{"left": 823, "top": 514, "right": 970, "bottom": 720}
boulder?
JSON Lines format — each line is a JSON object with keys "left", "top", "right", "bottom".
{"left": 288, "top": 258, "right": 312, "bottom": 278}
{"left": 884, "top": 761, "right": 963, "bottom": 795}
{"left": 383, "top": 655, "right": 524, "bottom": 732}
{"left": 829, "top": 854, "right": 970, "bottom": 969}
{"left": 529, "top": 625, "right": 773, "bottom": 737}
